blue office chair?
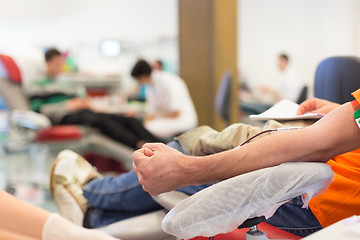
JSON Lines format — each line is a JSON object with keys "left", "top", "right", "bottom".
{"left": 296, "top": 85, "right": 308, "bottom": 104}
{"left": 314, "top": 56, "right": 360, "bottom": 104}
{"left": 215, "top": 71, "right": 232, "bottom": 126}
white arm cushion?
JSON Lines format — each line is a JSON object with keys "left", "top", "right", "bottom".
{"left": 99, "top": 210, "right": 170, "bottom": 240}
{"left": 162, "top": 162, "right": 333, "bottom": 239}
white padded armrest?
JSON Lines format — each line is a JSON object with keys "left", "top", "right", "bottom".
{"left": 98, "top": 192, "right": 188, "bottom": 240}
{"left": 153, "top": 191, "right": 189, "bottom": 211}
{"left": 162, "top": 162, "right": 333, "bottom": 239}
{"left": 99, "top": 210, "right": 171, "bottom": 240}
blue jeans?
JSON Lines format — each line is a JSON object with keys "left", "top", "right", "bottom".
{"left": 265, "top": 196, "right": 322, "bottom": 237}
{"left": 83, "top": 141, "right": 212, "bottom": 228}
{"left": 83, "top": 141, "right": 321, "bottom": 237}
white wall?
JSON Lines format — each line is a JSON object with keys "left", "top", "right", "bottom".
{"left": 2, "top": 0, "right": 359, "bottom": 96}
{"left": 0, "top": 0, "right": 178, "bottom": 84}
{"left": 238, "top": 0, "right": 358, "bottom": 96}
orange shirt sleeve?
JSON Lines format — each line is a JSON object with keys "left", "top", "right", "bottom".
{"left": 351, "top": 89, "right": 360, "bottom": 103}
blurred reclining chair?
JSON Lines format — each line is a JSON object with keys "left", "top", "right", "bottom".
{"left": 162, "top": 162, "right": 333, "bottom": 240}
{"left": 315, "top": 56, "right": 360, "bottom": 104}
{"left": 296, "top": 85, "right": 308, "bottom": 104}
{"left": 215, "top": 71, "right": 232, "bottom": 126}
{"left": 0, "top": 54, "right": 133, "bottom": 167}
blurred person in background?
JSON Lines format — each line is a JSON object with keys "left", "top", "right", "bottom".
{"left": 277, "top": 53, "right": 303, "bottom": 102}
{"left": 131, "top": 59, "right": 197, "bottom": 138}
{"left": 261, "top": 53, "right": 304, "bottom": 103}
{"left": 128, "top": 59, "right": 166, "bottom": 102}
{"left": 151, "top": 59, "right": 163, "bottom": 71}
{"left": 27, "top": 48, "right": 160, "bottom": 149}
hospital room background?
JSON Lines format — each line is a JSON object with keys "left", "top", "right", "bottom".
{"left": 0, "top": 0, "right": 360, "bottom": 239}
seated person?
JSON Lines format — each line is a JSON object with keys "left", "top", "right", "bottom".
{"left": 0, "top": 190, "right": 116, "bottom": 240}
{"left": 52, "top": 92, "right": 359, "bottom": 237}
{"left": 260, "top": 54, "right": 304, "bottom": 103}
{"left": 27, "top": 48, "right": 160, "bottom": 149}
{"left": 131, "top": 60, "right": 197, "bottom": 138}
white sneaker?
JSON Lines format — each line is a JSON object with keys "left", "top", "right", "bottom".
{"left": 50, "top": 150, "right": 102, "bottom": 226}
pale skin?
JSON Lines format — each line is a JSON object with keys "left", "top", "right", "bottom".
{"left": 0, "top": 190, "right": 50, "bottom": 240}
{"left": 0, "top": 190, "right": 120, "bottom": 239}
{"left": 133, "top": 98, "right": 360, "bottom": 196}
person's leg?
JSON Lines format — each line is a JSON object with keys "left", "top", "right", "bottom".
{"left": 60, "top": 109, "right": 99, "bottom": 126}
{"left": 83, "top": 170, "right": 162, "bottom": 212}
{"left": 116, "top": 116, "right": 161, "bottom": 143}
{"left": 82, "top": 172, "right": 151, "bottom": 228}
{"left": 61, "top": 110, "right": 142, "bottom": 148}
{"left": 94, "top": 115, "right": 142, "bottom": 148}
{"left": 265, "top": 196, "right": 322, "bottom": 237}
{"left": 167, "top": 140, "right": 187, "bottom": 154}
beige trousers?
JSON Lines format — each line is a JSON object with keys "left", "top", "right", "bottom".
{"left": 176, "top": 120, "right": 315, "bottom": 156}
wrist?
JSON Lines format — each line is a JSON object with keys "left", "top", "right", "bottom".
{"left": 181, "top": 154, "right": 223, "bottom": 186}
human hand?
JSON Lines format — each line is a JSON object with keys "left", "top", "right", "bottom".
{"left": 144, "top": 114, "right": 155, "bottom": 123}
{"left": 133, "top": 143, "right": 191, "bottom": 196}
{"left": 124, "top": 110, "right": 139, "bottom": 117}
{"left": 297, "top": 98, "right": 340, "bottom": 115}
{"left": 66, "top": 98, "right": 91, "bottom": 111}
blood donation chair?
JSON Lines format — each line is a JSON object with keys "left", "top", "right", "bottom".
{"left": 0, "top": 54, "right": 133, "bottom": 168}
{"left": 315, "top": 56, "right": 360, "bottom": 104}
{"left": 162, "top": 162, "right": 333, "bottom": 240}
{"left": 215, "top": 71, "right": 232, "bottom": 126}
{"left": 98, "top": 162, "right": 333, "bottom": 240}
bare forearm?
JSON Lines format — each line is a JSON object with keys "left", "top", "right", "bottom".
{"left": 187, "top": 127, "right": 325, "bottom": 184}
{"left": 133, "top": 102, "right": 360, "bottom": 195}
{"left": 0, "top": 191, "right": 50, "bottom": 239}
{"left": 186, "top": 103, "right": 360, "bottom": 184}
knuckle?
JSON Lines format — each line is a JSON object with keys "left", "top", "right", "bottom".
{"left": 138, "top": 176, "right": 144, "bottom": 186}
{"left": 139, "top": 168, "right": 150, "bottom": 178}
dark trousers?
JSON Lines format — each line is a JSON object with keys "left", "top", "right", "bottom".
{"left": 60, "top": 110, "right": 161, "bottom": 148}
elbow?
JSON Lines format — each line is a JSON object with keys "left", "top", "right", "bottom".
{"left": 317, "top": 150, "right": 334, "bottom": 163}
{"left": 303, "top": 125, "right": 337, "bottom": 163}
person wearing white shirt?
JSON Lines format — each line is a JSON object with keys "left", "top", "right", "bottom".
{"left": 131, "top": 60, "right": 197, "bottom": 138}
{"left": 258, "top": 54, "right": 304, "bottom": 104}
{"left": 277, "top": 54, "right": 304, "bottom": 102}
